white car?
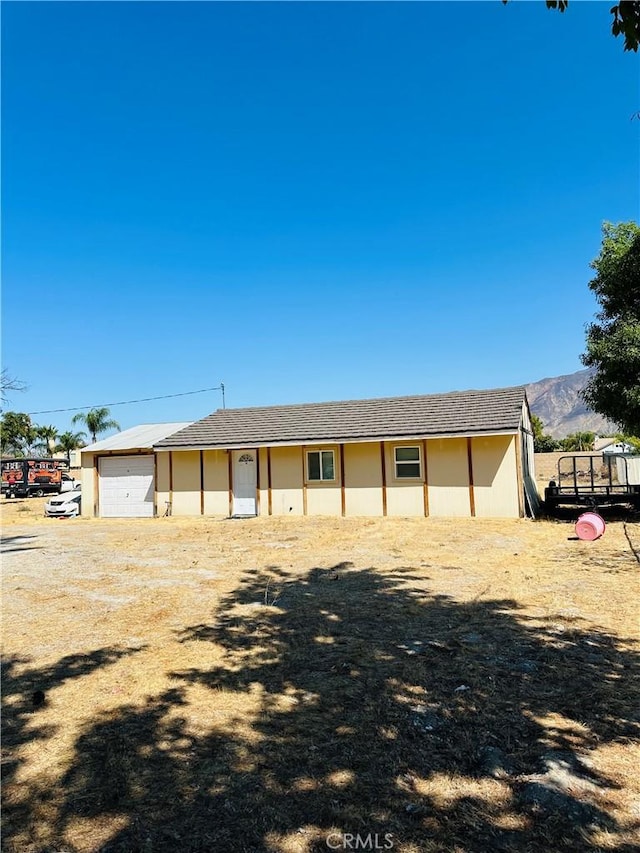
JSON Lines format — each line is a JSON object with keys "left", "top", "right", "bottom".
{"left": 60, "top": 473, "right": 80, "bottom": 492}
{"left": 45, "top": 489, "right": 82, "bottom": 518}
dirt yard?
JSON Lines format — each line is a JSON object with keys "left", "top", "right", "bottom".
{"left": 2, "top": 498, "right": 639, "bottom": 853}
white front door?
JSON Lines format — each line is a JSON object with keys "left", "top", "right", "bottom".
{"left": 232, "top": 451, "right": 257, "bottom": 516}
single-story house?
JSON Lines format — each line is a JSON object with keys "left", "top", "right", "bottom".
{"left": 602, "top": 440, "right": 636, "bottom": 455}
{"left": 81, "top": 386, "right": 537, "bottom": 519}
{"left": 81, "top": 423, "right": 191, "bottom": 518}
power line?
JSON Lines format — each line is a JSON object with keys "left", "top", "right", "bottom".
{"left": 28, "top": 384, "right": 225, "bottom": 415}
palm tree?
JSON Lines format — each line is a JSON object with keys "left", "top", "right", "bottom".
{"left": 55, "top": 430, "right": 87, "bottom": 458}
{"left": 72, "top": 407, "right": 120, "bottom": 444}
{"left": 34, "top": 425, "right": 59, "bottom": 457}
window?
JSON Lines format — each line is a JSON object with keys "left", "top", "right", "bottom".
{"left": 307, "top": 449, "right": 335, "bottom": 482}
{"left": 394, "top": 446, "right": 421, "bottom": 478}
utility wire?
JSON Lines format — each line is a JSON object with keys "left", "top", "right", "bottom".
{"left": 28, "top": 384, "right": 225, "bottom": 415}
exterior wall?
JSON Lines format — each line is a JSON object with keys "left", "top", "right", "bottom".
{"left": 306, "top": 484, "right": 342, "bottom": 515}
{"left": 171, "top": 450, "right": 201, "bottom": 516}
{"left": 203, "top": 449, "right": 230, "bottom": 515}
{"left": 156, "top": 451, "right": 171, "bottom": 515}
{"left": 304, "top": 444, "right": 342, "bottom": 516}
{"left": 82, "top": 434, "right": 523, "bottom": 520}
{"left": 427, "top": 437, "right": 471, "bottom": 517}
{"left": 257, "top": 448, "right": 269, "bottom": 516}
{"left": 385, "top": 441, "right": 425, "bottom": 517}
{"left": 343, "top": 442, "right": 383, "bottom": 516}
{"left": 471, "top": 435, "right": 519, "bottom": 518}
{"left": 81, "top": 452, "right": 96, "bottom": 517}
{"left": 270, "top": 446, "right": 304, "bottom": 515}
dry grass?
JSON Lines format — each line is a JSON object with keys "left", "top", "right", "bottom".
{"left": 2, "top": 499, "right": 639, "bottom": 853}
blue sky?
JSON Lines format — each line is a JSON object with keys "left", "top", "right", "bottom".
{"left": 2, "top": 1, "right": 638, "bottom": 434}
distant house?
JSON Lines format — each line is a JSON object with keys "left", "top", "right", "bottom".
{"left": 598, "top": 438, "right": 640, "bottom": 486}
{"left": 81, "top": 387, "right": 536, "bottom": 519}
{"left": 594, "top": 435, "right": 636, "bottom": 454}
{"left": 69, "top": 448, "right": 83, "bottom": 468}
{"left": 602, "top": 440, "right": 636, "bottom": 455}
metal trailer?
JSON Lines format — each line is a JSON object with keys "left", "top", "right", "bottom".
{"left": 544, "top": 454, "right": 640, "bottom": 511}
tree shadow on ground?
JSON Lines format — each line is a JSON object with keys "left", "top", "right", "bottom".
{"left": 1, "top": 646, "right": 146, "bottom": 846}
{"left": 3, "top": 566, "right": 639, "bottom": 852}
{"left": 1, "top": 533, "right": 41, "bottom": 553}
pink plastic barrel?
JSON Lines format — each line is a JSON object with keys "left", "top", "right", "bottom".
{"left": 575, "top": 512, "right": 606, "bottom": 541}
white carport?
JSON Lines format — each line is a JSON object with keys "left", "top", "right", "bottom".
{"left": 80, "top": 423, "right": 191, "bottom": 518}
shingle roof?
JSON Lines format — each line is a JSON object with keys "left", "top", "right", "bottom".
{"left": 155, "top": 387, "right": 526, "bottom": 450}
{"left": 82, "top": 423, "right": 192, "bottom": 453}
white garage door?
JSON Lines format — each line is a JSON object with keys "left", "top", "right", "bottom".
{"left": 99, "top": 455, "right": 155, "bottom": 518}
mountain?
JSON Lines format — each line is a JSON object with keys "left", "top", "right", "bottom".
{"left": 525, "top": 369, "right": 616, "bottom": 439}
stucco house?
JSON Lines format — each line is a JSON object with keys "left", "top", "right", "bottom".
{"left": 81, "top": 386, "right": 536, "bottom": 519}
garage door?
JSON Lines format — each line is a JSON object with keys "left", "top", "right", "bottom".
{"left": 99, "top": 456, "right": 155, "bottom": 518}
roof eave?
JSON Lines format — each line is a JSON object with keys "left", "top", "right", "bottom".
{"left": 155, "top": 427, "right": 521, "bottom": 452}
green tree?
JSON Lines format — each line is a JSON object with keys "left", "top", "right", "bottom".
{"left": 72, "top": 407, "right": 120, "bottom": 444}
{"left": 581, "top": 221, "right": 640, "bottom": 436}
{"left": 0, "top": 412, "right": 36, "bottom": 457}
{"left": 531, "top": 414, "right": 559, "bottom": 452}
{"left": 34, "top": 425, "right": 59, "bottom": 457}
{"left": 535, "top": 434, "right": 559, "bottom": 453}
{"left": 503, "top": 1, "right": 640, "bottom": 51}
{"left": 55, "top": 430, "right": 87, "bottom": 458}
{"left": 560, "top": 431, "right": 596, "bottom": 452}
{"left": 608, "top": 0, "right": 640, "bottom": 50}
